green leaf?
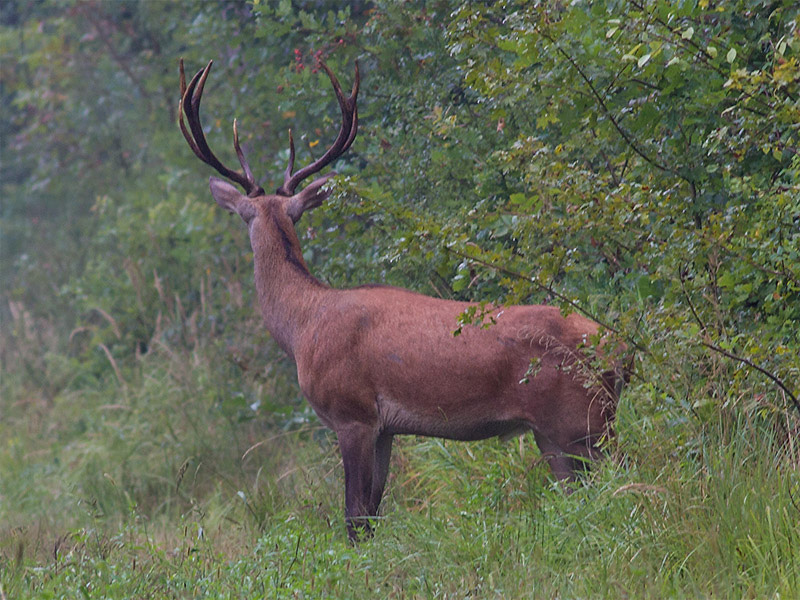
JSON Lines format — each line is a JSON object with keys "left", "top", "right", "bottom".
{"left": 452, "top": 275, "right": 468, "bottom": 292}
{"left": 717, "top": 272, "right": 736, "bottom": 289}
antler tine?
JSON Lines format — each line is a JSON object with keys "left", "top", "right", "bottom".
{"left": 233, "top": 119, "right": 256, "bottom": 184}
{"left": 178, "top": 60, "right": 206, "bottom": 162}
{"left": 178, "top": 58, "right": 264, "bottom": 197}
{"left": 180, "top": 62, "right": 226, "bottom": 170}
{"left": 277, "top": 61, "right": 360, "bottom": 196}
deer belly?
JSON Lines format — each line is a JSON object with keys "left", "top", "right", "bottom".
{"left": 376, "top": 393, "right": 528, "bottom": 441}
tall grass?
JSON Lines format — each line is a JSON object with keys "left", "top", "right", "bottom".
{"left": 2, "top": 331, "right": 798, "bottom": 598}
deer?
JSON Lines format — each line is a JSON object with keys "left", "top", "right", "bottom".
{"left": 178, "top": 58, "right": 626, "bottom": 542}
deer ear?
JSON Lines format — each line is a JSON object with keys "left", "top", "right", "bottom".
{"left": 286, "top": 176, "right": 334, "bottom": 223}
{"left": 209, "top": 177, "right": 256, "bottom": 223}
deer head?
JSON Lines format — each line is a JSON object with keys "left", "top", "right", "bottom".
{"left": 178, "top": 58, "right": 359, "bottom": 226}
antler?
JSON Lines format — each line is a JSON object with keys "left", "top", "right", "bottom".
{"left": 179, "top": 59, "right": 265, "bottom": 197}
{"left": 276, "top": 61, "right": 360, "bottom": 197}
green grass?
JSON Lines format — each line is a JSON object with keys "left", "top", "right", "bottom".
{"left": 2, "top": 343, "right": 798, "bottom": 599}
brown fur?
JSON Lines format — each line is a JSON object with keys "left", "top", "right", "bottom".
{"left": 212, "top": 190, "right": 623, "bottom": 541}
{"left": 180, "top": 59, "right": 624, "bottom": 542}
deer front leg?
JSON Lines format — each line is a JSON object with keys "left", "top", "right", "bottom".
{"left": 368, "top": 432, "right": 393, "bottom": 516}
{"left": 337, "top": 423, "right": 378, "bottom": 542}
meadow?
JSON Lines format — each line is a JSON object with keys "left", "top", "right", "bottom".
{"left": 2, "top": 308, "right": 798, "bottom": 597}
{"left": 2, "top": 1, "right": 798, "bottom": 597}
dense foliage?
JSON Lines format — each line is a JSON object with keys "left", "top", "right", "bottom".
{"left": 1, "top": 1, "right": 798, "bottom": 597}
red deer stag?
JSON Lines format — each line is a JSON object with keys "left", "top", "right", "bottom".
{"left": 179, "top": 59, "right": 624, "bottom": 542}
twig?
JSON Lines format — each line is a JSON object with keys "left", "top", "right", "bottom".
{"left": 535, "top": 27, "right": 679, "bottom": 178}
{"left": 679, "top": 266, "right": 709, "bottom": 335}
{"left": 446, "top": 246, "right": 649, "bottom": 356}
{"left": 629, "top": 0, "right": 776, "bottom": 110}
{"left": 699, "top": 228, "right": 800, "bottom": 287}
{"left": 699, "top": 340, "right": 799, "bottom": 416}
{"left": 99, "top": 343, "right": 126, "bottom": 389}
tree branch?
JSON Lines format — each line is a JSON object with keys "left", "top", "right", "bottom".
{"left": 699, "top": 340, "right": 800, "bottom": 416}
{"left": 445, "top": 246, "right": 649, "bottom": 356}
{"left": 535, "top": 27, "right": 680, "bottom": 178}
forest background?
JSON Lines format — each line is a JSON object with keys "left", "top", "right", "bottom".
{"left": 1, "top": 1, "right": 798, "bottom": 597}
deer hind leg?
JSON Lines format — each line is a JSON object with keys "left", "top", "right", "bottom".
{"left": 533, "top": 431, "right": 579, "bottom": 481}
{"left": 337, "top": 422, "right": 379, "bottom": 542}
{"left": 533, "top": 430, "right": 603, "bottom": 481}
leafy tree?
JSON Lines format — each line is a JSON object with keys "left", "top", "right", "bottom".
{"left": 1, "top": 0, "right": 797, "bottom": 458}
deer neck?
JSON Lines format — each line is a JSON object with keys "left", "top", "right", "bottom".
{"left": 249, "top": 204, "right": 327, "bottom": 358}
